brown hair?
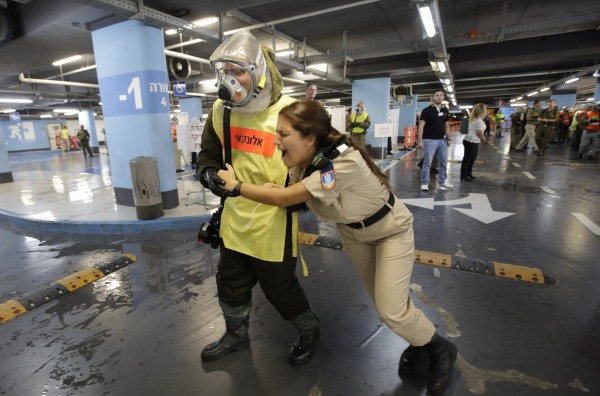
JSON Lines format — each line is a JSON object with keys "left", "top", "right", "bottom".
{"left": 279, "top": 100, "right": 391, "bottom": 190}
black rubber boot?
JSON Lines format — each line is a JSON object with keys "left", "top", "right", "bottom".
{"left": 398, "top": 345, "right": 426, "bottom": 375}
{"left": 288, "top": 309, "right": 320, "bottom": 366}
{"left": 425, "top": 333, "right": 457, "bottom": 394}
{"left": 201, "top": 302, "right": 252, "bottom": 362}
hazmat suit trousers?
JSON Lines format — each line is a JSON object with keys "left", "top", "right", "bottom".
{"left": 216, "top": 212, "right": 310, "bottom": 321}
{"left": 338, "top": 201, "right": 436, "bottom": 346}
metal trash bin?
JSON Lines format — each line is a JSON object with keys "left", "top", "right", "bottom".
{"left": 129, "top": 156, "right": 164, "bottom": 220}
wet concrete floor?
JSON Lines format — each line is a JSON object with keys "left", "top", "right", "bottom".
{"left": 1, "top": 136, "right": 599, "bottom": 396}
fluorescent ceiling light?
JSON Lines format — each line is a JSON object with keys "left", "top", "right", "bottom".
{"left": 516, "top": 96, "right": 523, "bottom": 100}
{"left": 52, "top": 108, "right": 79, "bottom": 113}
{"left": 510, "top": 99, "right": 516, "bottom": 102}
{"left": 40, "top": 114, "right": 53, "bottom": 118}
{"left": 586, "top": 97, "right": 595, "bottom": 101}
{"left": 510, "top": 103, "right": 527, "bottom": 107}
{"left": 418, "top": 5, "right": 436, "bottom": 38}
{"left": 540, "top": 87, "right": 550, "bottom": 92}
{"left": 436, "top": 61, "right": 446, "bottom": 73}
{"left": 52, "top": 55, "right": 82, "bottom": 67}
{"left": 1, "top": 108, "right": 16, "bottom": 113}
{"left": 565, "top": 77, "right": 579, "bottom": 84}
{"left": 308, "top": 63, "right": 328, "bottom": 72}
{"left": 527, "top": 91, "right": 538, "bottom": 97}
{"left": 0, "top": 98, "right": 33, "bottom": 104}
{"left": 444, "top": 79, "right": 450, "bottom": 85}
{"left": 447, "top": 85, "right": 453, "bottom": 93}
{"left": 276, "top": 50, "right": 294, "bottom": 57}
{"left": 459, "top": 105, "right": 473, "bottom": 109}
{"left": 281, "top": 88, "right": 294, "bottom": 94}
{"left": 199, "top": 79, "right": 217, "bottom": 86}
{"left": 165, "top": 29, "right": 178, "bottom": 35}
{"left": 193, "top": 17, "right": 218, "bottom": 27}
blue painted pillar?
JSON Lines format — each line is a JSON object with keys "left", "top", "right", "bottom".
{"left": 78, "top": 110, "right": 99, "bottom": 154}
{"left": 551, "top": 92, "right": 576, "bottom": 109}
{"left": 91, "top": 20, "right": 178, "bottom": 209}
{"left": 0, "top": 122, "right": 13, "bottom": 183}
{"left": 594, "top": 80, "right": 600, "bottom": 103}
{"left": 352, "top": 77, "right": 391, "bottom": 157}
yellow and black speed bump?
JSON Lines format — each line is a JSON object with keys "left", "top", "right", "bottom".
{"left": 298, "top": 231, "right": 555, "bottom": 285}
{"left": 298, "top": 232, "right": 343, "bottom": 250}
{"left": 0, "top": 254, "right": 136, "bottom": 325}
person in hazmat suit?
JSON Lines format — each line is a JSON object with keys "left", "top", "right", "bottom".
{"left": 195, "top": 31, "right": 319, "bottom": 366}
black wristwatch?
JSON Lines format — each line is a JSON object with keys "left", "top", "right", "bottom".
{"left": 232, "top": 181, "right": 243, "bottom": 197}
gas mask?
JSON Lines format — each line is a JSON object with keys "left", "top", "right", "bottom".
{"left": 212, "top": 60, "right": 265, "bottom": 106}
{"left": 355, "top": 105, "right": 363, "bottom": 113}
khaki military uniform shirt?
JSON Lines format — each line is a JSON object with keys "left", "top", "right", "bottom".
{"left": 289, "top": 148, "right": 412, "bottom": 227}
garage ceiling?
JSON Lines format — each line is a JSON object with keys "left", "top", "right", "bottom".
{"left": 0, "top": 0, "right": 599, "bottom": 117}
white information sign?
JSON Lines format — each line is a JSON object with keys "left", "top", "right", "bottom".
{"left": 374, "top": 123, "right": 393, "bottom": 138}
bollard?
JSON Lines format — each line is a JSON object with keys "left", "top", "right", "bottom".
{"left": 129, "top": 156, "right": 164, "bottom": 220}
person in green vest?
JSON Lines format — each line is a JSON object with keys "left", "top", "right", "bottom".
{"left": 347, "top": 101, "right": 371, "bottom": 150}
{"left": 495, "top": 109, "right": 505, "bottom": 137}
{"left": 60, "top": 124, "right": 70, "bottom": 152}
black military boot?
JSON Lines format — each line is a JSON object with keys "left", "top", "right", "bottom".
{"left": 201, "top": 302, "right": 252, "bottom": 362}
{"left": 425, "top": 333, "right": 457, "bottom": 394}
{"left": 288, "top": 309, "right": 320, "bottom": 366}
{"left": 398, "top": 344, "right": 426, "bottom": 376}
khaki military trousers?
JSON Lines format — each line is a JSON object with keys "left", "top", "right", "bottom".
{"left": 516, "top": 124, "right": 539, "bottom": 151}
{"left": 337, "top": 202, "right": 436, "bottom": 346}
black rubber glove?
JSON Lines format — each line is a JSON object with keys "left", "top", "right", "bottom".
{"left": 202, "top": 167, "right": 229, "bottom": 197}
{"left": 352, "top": 122, "right": 360, "bottom": 128}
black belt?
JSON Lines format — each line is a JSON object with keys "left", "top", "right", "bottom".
{"left": 346, "top": 192, "right": 395, "bottom": 229}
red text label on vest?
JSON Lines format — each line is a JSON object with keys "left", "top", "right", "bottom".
{"left": 230, "top": 126, "right": 277, "bottom": 157}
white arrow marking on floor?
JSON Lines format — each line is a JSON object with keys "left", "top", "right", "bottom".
{"left": 571, "top": 213, "right": 600, "bottom": 236}
{"left": 541, "top": 186, "right": 559, "bottom": 196}
{"left": 512, "top": 162, "right": 522, "bottom": 168}
{"left": 402, "top": 193, "right": 515, "bottom": 224}
{"left": 523, "top": 171, "right": 536, "bottom": 180}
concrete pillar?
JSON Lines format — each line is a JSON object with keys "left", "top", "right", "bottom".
{"left": 91, "top": 19, "right": 178, "bottom": 209}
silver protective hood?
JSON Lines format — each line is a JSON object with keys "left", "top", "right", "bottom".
{"left": 210, "top": 30, "right": 269, "bottom": 111}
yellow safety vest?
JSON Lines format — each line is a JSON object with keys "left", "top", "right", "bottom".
{"left": 212, "top": 95, "right": 298, "bottom": 262}
{"left": 61, "top": 128, "right": 69, "bottom": 139}
{"left": 350, "top": 112, "right": 369, "bottom": 134}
